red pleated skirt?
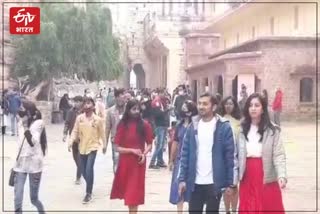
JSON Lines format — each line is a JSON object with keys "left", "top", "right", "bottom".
{"left": 239, "top": 158, "right": 285, "bottom": 214}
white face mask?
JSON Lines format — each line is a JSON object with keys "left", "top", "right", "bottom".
{"left": 143, "top": 98, "right": 148, "bottom": 102}
{"left": 179, "top": 91, "right": 184, "bottom": 95}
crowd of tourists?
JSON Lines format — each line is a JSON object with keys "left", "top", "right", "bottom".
{"left": 6, "top": 84, "right": 286, "bottom": 214}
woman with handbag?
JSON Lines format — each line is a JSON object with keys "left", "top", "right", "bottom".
{"left": 12, "top": 100, "right": 47, "bottom": 214}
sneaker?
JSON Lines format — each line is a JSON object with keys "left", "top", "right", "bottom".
{"left": 82, "top": 194, "right": 92, "bottom": 204}
{"left": 149, "top": 164, "right": 160, "bottom": 169}
{"left": 75, "top": 178, "right": 81, "bottom": 185}
{"left": 157, "top": 163, "right": 167, "bottom": 168}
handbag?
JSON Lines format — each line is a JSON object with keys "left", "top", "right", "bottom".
{"left": 9, "top": 137, "right": 26, "bottom": 187}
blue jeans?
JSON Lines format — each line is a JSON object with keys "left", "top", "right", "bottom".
{"left": 111, "top": 142, "right": 119, "bottom": 174}
{"left": 10, "top": 113, "right": 17, "bottom": 135}
{"left": 150, "top": 126, "right": 167, "bottom": 166}
{"left": 80, "top": 150, "right": 97, "bottom": 194}
{"left": 14, "top": 172, "right": 45, "bottom": 214}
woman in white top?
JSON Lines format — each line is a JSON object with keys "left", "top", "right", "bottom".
{"left": 13, "top": 100, "right": 47, "bottom": 214}
{"left": 237, "top": 93, "right": 287, "bottom": 214}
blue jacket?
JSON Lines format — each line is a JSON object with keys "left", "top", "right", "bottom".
{"left": 178, "top": 115, "right": 238, "bottom": 195}
{"left": 8, "top": 94, "right": 21, "bottom": 114}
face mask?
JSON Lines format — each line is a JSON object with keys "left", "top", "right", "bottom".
{"left": 143, "top": 97, "right": 149, "bottom": 102}
{"left": 179, "top": 91, "right": 184, "bottom": 95}
{"left": 131, "top": 113, "right": 140, "bottom": 118}
{"left": 18, "top": 110, "right": 27, "bottom": 118}
{"left": 83, "top": 106, "right": 94, "bottom": 113}
{"left": 180, "top": 111, "right": 188, "bottom": 118}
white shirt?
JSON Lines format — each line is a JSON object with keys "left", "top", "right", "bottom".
{"left": 14, "top": 119, "right": 45, "bottom": 173}
{"left": 246, "top": 124, "right": 262, "bottom": 157}
{"left": 195, "top": 117, "right": 217, "bottom": 184}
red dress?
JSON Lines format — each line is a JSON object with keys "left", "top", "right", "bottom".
{"left": 110, "top": 120, "right": 154, "bottom": 206}
{"left": 239, "top": 158, "right": 285, "bottom": 214}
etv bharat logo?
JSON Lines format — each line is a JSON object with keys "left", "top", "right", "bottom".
{"left": 10, "top": 7, "right": 40, "bottom": 34}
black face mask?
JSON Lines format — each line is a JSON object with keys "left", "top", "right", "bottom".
{"left": 180, "top": 111, "right": 189, "bottom": 118}
{"left": 18, "top": 110, "right": 27, "bottom": 118}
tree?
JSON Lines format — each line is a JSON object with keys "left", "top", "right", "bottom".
{"left": 12, "top": 4, "right": 123, "bottom": 86}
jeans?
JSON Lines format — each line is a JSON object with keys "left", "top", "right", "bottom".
{"left": 189, "top": 184, "right": 222, "bottom": 214}
{"left": 111, "top": 142, "right": 119, "bottom": 173}
{"left": 10, "top": 113, "right": 17, "bottom": 135}
{"left": 80, "top": 151, "right": 97, "bottom": 194}
{"left": 14, "top": 172, "right": 45, "bottom": 214}
{"left": 72, "top": 143, "right": 82, "bottom": 180}
{"left": 274, "top": 111, "right": 281, "bottom": 127}
{"left": 150, "top": 126, "right": 167, "bottom": 166}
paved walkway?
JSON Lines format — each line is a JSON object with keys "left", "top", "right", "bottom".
{"left": 0, "top": 121, "right": 318, "bottom": 213}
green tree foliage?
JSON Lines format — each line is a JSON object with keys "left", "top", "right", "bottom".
{"left": 12, "top": 4, "right": 123, "bottom": 84}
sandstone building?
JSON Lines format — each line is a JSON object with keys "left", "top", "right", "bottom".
{"left": 184, "top": 0, "right": 318, "bottom": 118}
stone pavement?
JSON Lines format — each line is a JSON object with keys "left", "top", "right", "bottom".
{"left": 0, "top": 121, "right": 318, "bottom": 213}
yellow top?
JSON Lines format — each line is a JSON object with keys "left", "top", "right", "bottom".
{"left": 68, "top": 113, "right": 105, "bottom": 155}
{"left": 224, "top": 114, "right": 241, "bottom": 138}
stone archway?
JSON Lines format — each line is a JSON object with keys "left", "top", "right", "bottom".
{"left": 232, "top": 75, "right": 238, "bottom": 101}
{"left": 132, "top": 64, "right": 146, "bottom": 89}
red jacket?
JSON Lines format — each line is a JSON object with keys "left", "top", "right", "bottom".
{"left": 272, "top": 90, "right": 283, "bottom": 111}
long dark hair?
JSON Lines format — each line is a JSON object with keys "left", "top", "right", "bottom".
{"left": 183, "top": 100, "right": 198, "bottom": 122}
{"left": 241, "top": 93, "right": 276, "bottom": 142}
{"left": 220, "top": 96, "right": 241, "bottom": 120}
{"left": 119, "top": 99, "right": 146, "bottom": 140}
{"left": 21, "top": 100, "right": 47, "bottom": 156}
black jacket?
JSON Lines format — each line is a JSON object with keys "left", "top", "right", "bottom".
{"left": 63, "top": 107, "right": 80, "bottom": 135}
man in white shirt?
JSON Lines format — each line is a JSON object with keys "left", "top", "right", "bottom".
{"left": 178, "top": 93, "right": 238, "bottom": 213}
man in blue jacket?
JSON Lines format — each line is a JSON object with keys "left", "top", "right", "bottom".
{"left": 7, "top": 90, "right": 21, "bottom": 136}
{"left": 178, "top": 93, "right": 238, "bottom": 213}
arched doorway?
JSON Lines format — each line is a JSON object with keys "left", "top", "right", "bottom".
{"left": 217, "top": 75, "right": 223, "bottom": 97}
{"left": 132, "top": 64, "right": 146, "bottom": 89}
{"left": 232, "top": 75, "right": 238, "bottom": 101}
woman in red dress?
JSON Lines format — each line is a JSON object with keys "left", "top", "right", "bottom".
{"left": 238, "top": 93, "right": 287, "bottom": 214}
{"left": 110, "top": 99, "right": 154, "bottom": 214}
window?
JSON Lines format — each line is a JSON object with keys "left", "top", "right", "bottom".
{"left": 294, "top": 6, "right": 299, "bottom": 30}
{"left": 270, "top": 17, "right": 274, "bottom": 35}
{"left": 300, "top": 77, "right": 313, "bottom": 102}
{"left": 252, "top": 26, "right": 256, "bottom": 39}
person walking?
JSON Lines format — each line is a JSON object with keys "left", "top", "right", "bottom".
{"left": 220, "top": 96, "right": 241, "bottom": 214}
{"left": 178, "top": 93, "right": 238, "bottom": 214}
{"left": 238, "top": 93, "right": 287, "bottom": 214}
{"left": 59, "top": 93, "right": 71, "bottom": 121}
{"left": 14, "top": 100, "right": 47, "bottom": 214}
{"left": 7, "top": 90, "right": 21, "bottom": 136}
{"left": 272, "top": 87, "right": 283, "bottom": 127}
{"left": 110, "top": 99, "right": 154, "bottom": 214}
{"left": 105, "top": 88, "right": 126, "bottom": 173}
{"left": 174, "top": 85, "right": 191, "bottom": 121}
{"left": 68, "top": 97, "right": 106, "bottom": 204}
{"left": 62, "top": 96, "right": 84, "bottom": 185}
{"left": 149, "top": 89, "right": 171, "bottom": 169}
{"left": 169, "top": 100, "right": 198, "bottom": 213}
